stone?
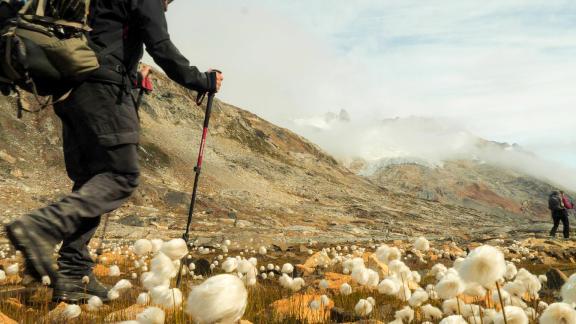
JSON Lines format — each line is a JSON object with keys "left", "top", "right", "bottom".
{"left": 367, "top": 253, "right": 389, "bottom": 278}
{"left": 271, "top": 294, "right": 333, "bottom": 323}
{"left": 546, "top": 268, "right": 568, "bottom": 290}
{"left": 330, "top": 307, "right": 361, "bottom": 323}
{"left": 0, "top": 151, "right": 16, "bottom": 164}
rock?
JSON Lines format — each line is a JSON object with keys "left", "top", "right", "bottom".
{"left": 322, "top": 272, "right": 352, "bottom": 290}
{"left": 164, "top": 190, "right": 189, "bottom": 208}
{"left": 297, "top": 252, "right": 332, "bottom": 275}
{"left": 0, "top": 151, "right": 16, "bottom": 164}
{"left": 271, "top": 294, "right": 333, "bottom": 323}
{"left": 273, "top": 242, "right": 289, "bottom": 252}
{"left": 367, "top": 253, "right": 389, "bottom": 278}
{"left": 546, "top": 268, "right": 568, "bottom": 290}
{"left": 192, "top": 258, "right": 212, "bottom": 276}
{"left": 330, "top": 307, "right": 361, "bottom": 323}
{"left": 117, "top": 214, "right": 147, "bottom": 227}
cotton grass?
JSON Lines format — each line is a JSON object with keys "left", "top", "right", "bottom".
{"left": 185, "top": 274, "right": 247, "bottom": 324}
{"left": 458, "top": 245, "right": 506, "bottom": 287}
{"left": 539, "top": 302, "right": 576, "bottom": 324}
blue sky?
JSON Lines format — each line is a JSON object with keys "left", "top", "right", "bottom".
{"left": 161, "top": 1, "right": 576, "bottom": 178}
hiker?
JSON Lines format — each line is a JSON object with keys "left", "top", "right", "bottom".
{"left": 549, "top": 191, "right": 569, "bottom": 239}
{"left": 4, "top": 0, "right": 223, "bottom": 303}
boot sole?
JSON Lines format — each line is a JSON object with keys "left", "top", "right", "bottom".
{"left": 52, "top": 290, "right": 109, "bottom": 303}
{"left": 5, "top": 220, "right": 58, "bottom": 285}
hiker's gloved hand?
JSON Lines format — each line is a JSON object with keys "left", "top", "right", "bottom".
{"left": 208, "top": 69, "right": 224, "bottom": 92}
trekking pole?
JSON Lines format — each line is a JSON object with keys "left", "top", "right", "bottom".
{"left": 176, "top": 89, "right": 217, "bottom": 288}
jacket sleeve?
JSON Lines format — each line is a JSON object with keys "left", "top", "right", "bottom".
{"left": 133, "top": 0, "right": 216, "bottom": 93}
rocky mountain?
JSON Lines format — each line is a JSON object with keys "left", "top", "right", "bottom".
{"left": 0, "top": 73, "right": 563, "bottom": 246}
{"left": 348, "top": 139, "right": 573, "bottom": 220}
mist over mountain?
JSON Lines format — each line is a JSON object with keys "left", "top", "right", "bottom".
{"left": 291, "top": 113, "right": 576, "bottom": 192}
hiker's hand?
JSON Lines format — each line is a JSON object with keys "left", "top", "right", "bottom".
{"left": 209, "top": 69, "right": 224, "bottom": 92}
{"left": 140, "top": 65, "right": 152, "bottom": 80}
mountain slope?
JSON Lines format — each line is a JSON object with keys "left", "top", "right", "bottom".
{"left": 0, "top": 73, "right": 554, "bottom": 244}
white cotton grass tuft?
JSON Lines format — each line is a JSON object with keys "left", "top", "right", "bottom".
{"left": 281, "top": 263, "right": 294, "bottom": 274}
{"left": 113, "top": 279, "right": 133, "bottom": 291}
{"left": 442, "top": 298, "right": 466, "bottom": 316}
{"left": 160, "top": 239, "right": 188, "bottom": 261}
{"left": 413, "top": 237, "right": 430, "bottom": 251}
{"left": 354, "top": 299, "right": 373, "bottom": 316}
{"left": 395, "top": 306, "right": 415, "bottom": 323}
{"left": 378, "top": 278, "right": 400, "bottom": 295}
{"left": 435, "top": 273, "right": 465, "bottom": 300}
{"left": 504, "top": 261, "right": 518, "bottom": 280}
{"left": 150, "top": 252, "right": 176, "bottom": 279}
{"left": 320, "top": 295, "right": 330, "bottom": 306}
{"left": 86, "top": 296, "right": 103, "bottom": 312}
{"left": 222, "top": 258, "right": 238, "bottom": 273}
{"left": 136, "top": 306, "right": 165, "bottom": 324}
{"left": 5, "top": 263, "right": 18, "bottom": 276}
{"left": 63, "top": 304, "right": 82, "bottom": 319}
{"left": 340, "top": 283, "right": 353, "bottom": 295}
{"left": 150, "top": 286, "right": 183, "bottom": 309}
{"left": 464, "top": 282, "right": 486, "bottom": 298}
{"left": 539, "top": 302, "right": 576, "bottom": 324}
{"left": 186, "top": 274, "right": 247, "bottom": 324}
{"left": 0, "top": 270, "right": 5, "bottom": 281}
{"left": 375, "top": 245, "right": 401, "bottom": 264}
{"left": 351, "top": 267, "right": 369, "bottom": 285}
{"left": 515, "top": 268, "right": 542, "bottom": 298}
{"left": 319, "top": 279, "right": 329, "bottom": 290}
{"left": 561, "top": 273, "right": 576, "bottom": 304}
{"left": 42, "top": 275, "right": 51, "bottom": 286}
{"left": 134, "top": 239, "right": 153, "bottom": 256}
{"left": 457, "top": 245, "right": 506, "bottom": 287}
{"left": 107, "top": 289, "right": 120, "bottom": 300}
{"left": 150, "top": 239, "right": 164, "bottom": 254}
{"left": 409, "top": 289, "right": 429, "bottom": 307}
{"left": 137, "top": 292, "right": 151, "bottom": 305}
{"left": 439, "top": 315, "right": 467, "bottom": 324}
{"left": 237, "top": 259, "right": 253, "bottom": 274}
{"left": 258, "top": 246, "right": 267, "bottom": 255}
{"left": 421, "top": 304, "right": 443, "bottom": 321}
{"left": 493, "top": 306, "right": 528, "bottom": 324}
{"left": 109, "top": 265, "right": 121, "bottom": 277}
{"left": 141, "top": 272, "right": 170, "bottom": 291}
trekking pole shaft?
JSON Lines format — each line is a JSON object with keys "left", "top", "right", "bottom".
{"left": 177, "top": 93, "right": 215, "bottom": 288}
{"left": 182, "top": 93, "right": 214, "bottom": 242}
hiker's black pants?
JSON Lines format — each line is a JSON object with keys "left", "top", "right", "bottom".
{"left": 21, "top": 81, "right": 140, "bottom": 277}
{"left": 550, "top": 210, "right": 570, "bottom": 238}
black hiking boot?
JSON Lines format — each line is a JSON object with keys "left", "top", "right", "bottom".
{"left": 52, "top": 272, "right": 110, "bottom": 303}
{"left": 5, "top": 219, "right": 58, "bottom": 285}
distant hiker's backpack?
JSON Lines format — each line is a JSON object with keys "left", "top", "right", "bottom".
{"left": 0, "top": 0, "right": 99, "bottom": 105}
{"left": 549, "top": 194, "right": 564, "bottom": 211}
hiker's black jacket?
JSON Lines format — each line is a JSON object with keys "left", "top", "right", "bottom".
{"left": 89, "top": 0, "right": 217, "bottom": 92}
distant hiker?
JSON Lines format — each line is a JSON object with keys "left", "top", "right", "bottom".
{"left": 4, "top": 0, "right": 223, "bottom": 303}
{"left": 549, "top": 191, "right": 569, "bottom": 239}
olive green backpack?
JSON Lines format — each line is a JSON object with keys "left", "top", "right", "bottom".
{"left": 0, "top": 0, "right": 99, "bottom": 112}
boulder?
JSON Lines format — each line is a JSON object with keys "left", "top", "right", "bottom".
{"left": 546, "top": 268, "right": 568, "bottom": 290}
{"left": 330, "top": 307, "right": 361, "bottom": 323}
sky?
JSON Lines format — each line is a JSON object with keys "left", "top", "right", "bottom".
{"left": 157, "top": 0, "right": 576, "bottom": 187}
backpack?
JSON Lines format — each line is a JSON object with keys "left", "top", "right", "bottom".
{"left": 549, "top": 194, "right": 564, "bottom": 211}
{"left": 0, "top": 0, "right": 99, "bottom": 109}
